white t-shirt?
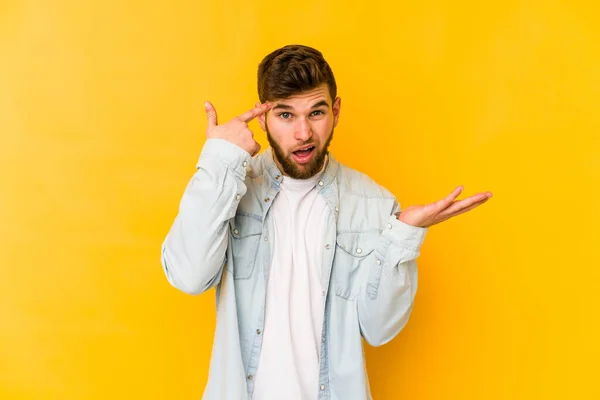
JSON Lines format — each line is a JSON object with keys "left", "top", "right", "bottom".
{"left": 252, "top": 164, "right": 329, "bottom": 400}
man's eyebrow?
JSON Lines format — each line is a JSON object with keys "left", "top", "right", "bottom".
{"left": 311, "top": 100, "right": 329, "bottom": 109}
{"left": 272, "top": 103, "right": 293, "bottom": 110}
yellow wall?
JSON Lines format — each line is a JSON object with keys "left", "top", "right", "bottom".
{"left": 1, "top": 1, "right": 599, "bottom": 398}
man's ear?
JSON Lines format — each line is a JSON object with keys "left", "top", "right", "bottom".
{"left": 332, "top": 97, "right": 342, "bottom": 128}
{"left": 256, "top": 101, "right": 267, "bottom": 131}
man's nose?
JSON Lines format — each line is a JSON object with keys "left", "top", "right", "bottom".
{"left": 295, "top": 119, "right": 313, "bottom": 141}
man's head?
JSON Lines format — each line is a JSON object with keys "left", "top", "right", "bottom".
{"left": 256, "top": 45, "right": 341, "bottom": 179}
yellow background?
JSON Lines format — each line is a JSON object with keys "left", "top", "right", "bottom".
{"left": 1, "top": 0, "right": 599, "bottom": 398}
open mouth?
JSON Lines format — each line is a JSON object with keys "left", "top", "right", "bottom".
{"left": 291, "top": 145, "right": 316, "bottom": 164}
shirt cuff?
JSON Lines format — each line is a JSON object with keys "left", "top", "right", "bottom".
{"left": 382, "top": 214, "right": 427, "bottom": 253}
{"left": 197, "top": 138, "right": 252, "bottom": 178}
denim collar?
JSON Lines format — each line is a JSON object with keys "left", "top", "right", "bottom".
{"left": 260, "top": 148, "right": 341, "bottom": 219}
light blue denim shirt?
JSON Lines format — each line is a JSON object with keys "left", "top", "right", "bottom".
{"left": 161, "top": 139, "right": 427, "bottom": 399}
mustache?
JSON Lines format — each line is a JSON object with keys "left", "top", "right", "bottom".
{"left": 290, "top": 141, "right": 318, "bottom": 153}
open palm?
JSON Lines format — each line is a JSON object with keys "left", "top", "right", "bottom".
{"left": 398, "top": 186, "right": 493, "bottom": 228}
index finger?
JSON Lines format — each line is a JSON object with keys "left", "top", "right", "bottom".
{"left": 238, "top": 102, "right": 272, "bottom": 123}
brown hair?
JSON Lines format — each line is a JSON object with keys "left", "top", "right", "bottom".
{"left": 257, "top": 44, "right": 337, "bottom": 103}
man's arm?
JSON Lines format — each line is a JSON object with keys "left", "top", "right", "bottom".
{"left": 160, "top": 102, "right": 272, "bottom": 295}
{"left": 161, "top": 139, "right": 251, "bottom": 295}
{"left": 358, "top": 186, "right": 493, "bottom": 345}
{"left": 357, "top": 205, "right": 426, "bottom": 347}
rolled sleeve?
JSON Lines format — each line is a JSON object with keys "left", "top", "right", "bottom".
{"left": 382, "top": 215, "right": 427, "bottom": 260}
{"left": 197, "top": 138, "right": 252, "bottom": 180}
{"left": 367, "top": 215, "right": 427, "bottom": 301}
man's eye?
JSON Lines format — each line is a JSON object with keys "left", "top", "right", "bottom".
{"left": 279, "top": 112, "right": 292, "bottom": 119}
{"left": 311, "top": 110, "right": 325, "bottom": 116}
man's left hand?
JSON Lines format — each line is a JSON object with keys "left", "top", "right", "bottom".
{"left": 398, "top": 186, "right": 493, "bottom": 228}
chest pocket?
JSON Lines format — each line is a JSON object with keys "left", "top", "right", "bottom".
{"left": 228, "top": 215, "right": 263, "bottom": 279}
{"left": 333, "top": 231, "right": 380, "bottom": 299}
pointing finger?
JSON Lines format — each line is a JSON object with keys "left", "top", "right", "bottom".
{"left": 238, "top": 102, "right": 272, "bottom": 123}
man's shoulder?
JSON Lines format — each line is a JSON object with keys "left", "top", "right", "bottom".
{"left": 335, "top": 160, "right": 395, "bottom": 201}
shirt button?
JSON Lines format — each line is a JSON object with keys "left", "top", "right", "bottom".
{"left": 264, "top": 197, "right": 270, "bottom": 202}
{"left": 264, "top": 237, "right": 268, "bottom": 242}
{"left": 322, "top": 336, "right": 326, "bottom": 343}
{"left": 387, "top": 223, "right": 392, "bottom": 229}
{"left": 335, "top": 206, "right": 339, "bottom": 212}
{"left": 275, "top": 175, "right": 281, "bottom": 180}
{"left": 233, "top": 228, "right": 239, "bottom": 235}
{"left": 235, "top": 194, "right": 241, "bottom": 201}
{"left": 320, "top": 384, "right": 325, "bottom": 390}
{"left": 356, "top": 248, "right": 362, "bottom": 254}
{"left": 247, "top": 375, "right": 253, "bottom": 380}
{"left": 256, "top": 329, "right": 261, "bottom": 335}
{"left": 325, "top": 244, "right": 331, "bottom": 250}
{"left": 242, "top": 161, "right": 248, "bottom": 167}
{"left": 318, "top": 181, "right": 324, "bottom": 187}
{"left": 377, "top": 259, "right": 382, "bottom": 265}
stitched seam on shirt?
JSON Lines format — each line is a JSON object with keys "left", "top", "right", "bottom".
{"left": 235, "top": 210, "right": 263, "bottom": 222}
{"left": 200, "top": 155, "right": 251, "bottom": 184}
{"left": 198, "top": 153, "right": 241, "bottom": 171}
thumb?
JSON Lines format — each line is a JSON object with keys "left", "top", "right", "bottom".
{"left": 204, "top": 101, "right": 218, "bottom": 130}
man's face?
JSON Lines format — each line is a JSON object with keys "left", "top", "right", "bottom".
{"left": 258, "top": 84, "right": 341, "bottom": 179}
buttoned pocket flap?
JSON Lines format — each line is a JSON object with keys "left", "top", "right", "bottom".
{"left": 335, "top": 233, "right": 377, "bottom": 258}
{"left": 228, "top": 216, "right": 263, "bottom": 279}
{"left": 333, "top": 232, "right": 380, "bottom": 299}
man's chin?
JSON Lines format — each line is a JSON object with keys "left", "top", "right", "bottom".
{"left": 285, "top": 158, "right": 325, "bottom": 179}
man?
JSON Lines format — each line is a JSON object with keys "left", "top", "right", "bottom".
{"left": 161, "top": 44, "right": 492, "bottom": 399}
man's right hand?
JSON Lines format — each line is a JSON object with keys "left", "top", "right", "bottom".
{"left": 204, "top": 101, "right": 272, "bottom": 157}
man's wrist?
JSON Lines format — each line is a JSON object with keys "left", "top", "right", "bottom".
{"left": 395, "top": 211, "right": 423, "bottom": 228}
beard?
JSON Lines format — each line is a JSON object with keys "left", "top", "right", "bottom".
{"left": 267, "top": 127, "right": 334, "bottom": 180}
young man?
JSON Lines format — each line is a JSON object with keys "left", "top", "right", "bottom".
{"left": 161, "top": 45, "right": 492, "bottom": 399}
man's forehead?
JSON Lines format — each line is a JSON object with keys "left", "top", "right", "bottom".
{"left": 272, "top": 87, "right": 331, "bottom": 109}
